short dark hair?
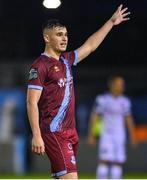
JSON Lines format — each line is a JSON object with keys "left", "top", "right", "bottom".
{"left": 42, "top": 19, "right": 66, "bottom": 32}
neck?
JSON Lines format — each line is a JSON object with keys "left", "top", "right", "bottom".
{"left": 44, "top": 47, "right": 61, "bottom": 60}
{"left": 110, "top": 92, "right": 121, "bottom": 97}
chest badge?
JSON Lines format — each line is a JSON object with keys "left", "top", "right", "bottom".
{"left": 54, "top": 66, "right": 60, "bottom": 72}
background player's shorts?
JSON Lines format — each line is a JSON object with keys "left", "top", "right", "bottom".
{"left": 41, "top": 128, "right": 79, "bottom": 178}
{"left": 98, "top": 134, "right": 126, "bottom": 163}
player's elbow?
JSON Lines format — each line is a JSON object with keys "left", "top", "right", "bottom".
{"left": 91, "top": 43, "right": 100, "bottom": 53}
{"left": 26, "top": 98, "right": 37, "bottom": 109}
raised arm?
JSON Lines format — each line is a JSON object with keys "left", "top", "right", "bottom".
{"left": 77, "top": 4, "right": 130, "bottom": 62}
{"left": 27, "top": 89, "right": 45, "bottom": 155}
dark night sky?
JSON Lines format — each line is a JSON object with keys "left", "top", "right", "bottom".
{"left": 0, "top": 0, "right": 147, "bottom": 66}
{"left": 0, "top": 0, "right": 147, "bottom": 97}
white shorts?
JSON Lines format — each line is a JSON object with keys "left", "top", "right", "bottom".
{"left": 98, "top": 134, "right": 126, "bottom": 163}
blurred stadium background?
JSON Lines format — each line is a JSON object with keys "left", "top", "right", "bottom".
{"left": 0, "top": 0, "right": 147, "bottom": 178}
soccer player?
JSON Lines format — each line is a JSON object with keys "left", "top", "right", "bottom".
{"left": 27, "top": 5, "right": 130, "bottom": 179}
{"left": 87, "top": 75, "right": 137, "bottom": 179}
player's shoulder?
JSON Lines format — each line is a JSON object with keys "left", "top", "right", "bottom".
{"left": 32, "top": 54, "right": 48, "bottom": 65}
{"left": 30, "top": 55, "right": 52, "bottom": 71}
{"left": 95, "top": 92, "right": 109, "bottom": 102}
{"left": 62, "top": 51, "right": 74, "bottom": 56}
{"left": 62, "top": 51, "right": 76, "bottom": 60}
{"left": 120, "top": 95, "right": 131, "bottom": 104}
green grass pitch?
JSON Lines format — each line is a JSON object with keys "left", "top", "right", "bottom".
{"left": 0, "top": 173, "right": 147, "bottom": 179}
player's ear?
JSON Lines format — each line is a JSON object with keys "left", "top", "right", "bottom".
{"left": 43, "top": 33, "right": 50, "bottom": 43}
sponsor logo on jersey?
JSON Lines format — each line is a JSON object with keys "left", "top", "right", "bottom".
{"left": 29, "top": 68, "right": 38, "bottom": 80}
{"left": 57, "top": 77, "right": 73, "bottom": 88}
{"left": 58, "top": 78, "right": 66, "bottom": 88}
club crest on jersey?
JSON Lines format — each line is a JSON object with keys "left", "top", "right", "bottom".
{"left": 54, "top": 66, "right": 60, "bottom": 72}
{"left": 29, "top": 68, "right": 38, "bottom": 80}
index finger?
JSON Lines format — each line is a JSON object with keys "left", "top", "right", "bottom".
{"left": 121, "top": 7, "right": 129, "bottom": 14}
{"left": 118, "top": 4, "right": 123, "bottom": 11}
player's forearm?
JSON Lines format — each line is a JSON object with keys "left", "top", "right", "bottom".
{"left": 128, "top": 124, "right": 136, "bottom": 140}
{"left": 88, "top": 119, "right": 95, "bottom": 137}
{"left": 88, "top": 112, "right": 99, "bottom": 137}
{"left": 85, "top": 19, "right": 114, "bottom": 53}
{"left": 126, "top": 116, "right": 136, "bottom": 140}
{"left": 27, "top": 102, "right": 41, "bottom": 136}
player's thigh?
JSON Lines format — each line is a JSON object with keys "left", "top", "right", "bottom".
{"left": 115, "top": 141, "right": 126, "bottom": 163}
{"left": 42, "top": 131, "right": 78, "bottom": 177}
{"left": 98, "top": 136, "right": 114, "bottom": 161}
{"left": 70, "top": 129, "right": 79, "bottom": 157}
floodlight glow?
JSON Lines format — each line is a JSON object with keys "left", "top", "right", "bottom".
{"left": 43, "top": 0, "right": 61, "bottom": 9}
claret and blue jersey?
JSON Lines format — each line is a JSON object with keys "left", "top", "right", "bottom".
{"left": 28, "top": 50, "right": 78, "bottom": 133}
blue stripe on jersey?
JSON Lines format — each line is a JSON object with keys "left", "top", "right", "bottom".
{"left": 50, "top": 58, "right": 72, "bottom": 132}
{"left": 73, "top": 50, "right": 78, "bottom": 66}
{"left": 28, "top": 85, "right": 43, "bottom": 90}
{"left": 52, "top": 170, "right": 67, "bottom": 177}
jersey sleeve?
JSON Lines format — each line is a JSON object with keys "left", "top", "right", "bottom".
{"left": 94, "top": 95, "right": 105, "bottom": 114}
{"left": 27, "top": 62, "right": 47, "bottom": 90}
{"left": 124, "top": 98, "right": 132, "bottom": 116}
{"left": 63, "top": 50, "right": 78, "bottom": 66}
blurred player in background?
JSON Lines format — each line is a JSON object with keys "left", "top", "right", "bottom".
{"left": 88, "top": 75, "right": 137, "bottom": 179}
{"left": 27, "top": 5, "right": 130, "bottom": 179}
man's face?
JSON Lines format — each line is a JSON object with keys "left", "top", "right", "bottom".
{"left": 44, "top": 26, "right": 68, "bottom": 53}
{"left": 110, "top": 78, "right": 125, "bottom": 96}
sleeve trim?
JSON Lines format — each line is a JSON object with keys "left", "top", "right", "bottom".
{"left": 73, "top": 50, "right": 78, "bottom": 66}
{"left": 28, "top": 85, "right": 43, "bottom": 90}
